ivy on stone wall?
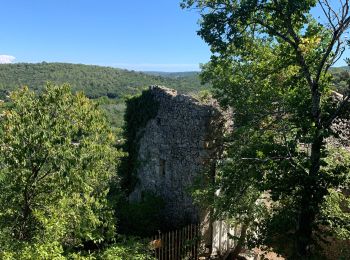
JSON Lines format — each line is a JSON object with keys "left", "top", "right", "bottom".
{"left": 119, "top": 89, "right": 160, "bottom": 194}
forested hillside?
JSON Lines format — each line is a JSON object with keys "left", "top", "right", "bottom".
{"left": 0, "top": 62, "right": 204, "bottom": 99}
{"left": 0, "top": 62, "right": 347, "bottom": 129}
{"left": 143, "top": 71, "right": 200, "bottom": 79}
{"left": 0, "top": 62, "right": 346, "bottom": 101}
{"left": 330, "top": 66, "right": 350, "bottom": 94}
{"left": 0, "top": 62, "right": 206, "bottom": 128}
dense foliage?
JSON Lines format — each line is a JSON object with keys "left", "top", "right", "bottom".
{"left": 119, "top": 90, "right": 159, "bottom": 193}
{"left": 66, "top": 236, "right": 154, "bottom": 260}
{"left": 0, "top": 62, "right": 205, "bottom": 99}
{"left": 117, "top": 192, "right": 165, "bottom": 237}
{"left": 0, "top": 62, "right": 207, "bottom": 129}
{"left": 0, "top": 84, "right": 153, "bottom": 259}
{"left": 183, "top": 0, "right": 350, "bottom": 258}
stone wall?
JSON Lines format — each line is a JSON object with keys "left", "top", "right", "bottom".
{"left": 330, "top": 118, "right": 350, "bottom": 150}
{"left": 328, "top": 92, "right": 350, "bottom": 150}
{"left": 129, "top": 86, "right": 228, "bottom": 228}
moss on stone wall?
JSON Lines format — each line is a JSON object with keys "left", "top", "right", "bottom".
{"left": 119, "top": 89, "right": 159, "bottom": 194}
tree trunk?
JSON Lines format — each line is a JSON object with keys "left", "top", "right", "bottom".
{"left": 227, "top": 223, "right": 248, "bottom": 260}
{"left": 295, "top": 126, "right": 323, "bottom": 258}
{"left": 295, "top": 85, "right": 323, "bottom": 258}
{"left": 18, "top": 198, "right": 32, "bottom": 241}
{"left": 295, "top": 196, "right": 315, "bottom": 258}
{"left": 18, "top": 181, "right": 34, "bottom": 241}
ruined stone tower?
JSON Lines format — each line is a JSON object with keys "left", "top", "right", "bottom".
{"left": 128, "top": 86, "right": 228, "bottom": 228}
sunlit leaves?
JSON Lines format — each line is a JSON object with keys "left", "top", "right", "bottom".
{"left": 183, "top": 0, "right": 350, "bottom": 257}
{"left": 0, "top": 84, "right": 122, "bottom": 257}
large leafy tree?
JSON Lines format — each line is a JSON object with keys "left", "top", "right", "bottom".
{"left": 182, "top": 0, "right": 350, "bottom": 258}
{"left": 0, "top": 84, "right": 120, "bottom": 258}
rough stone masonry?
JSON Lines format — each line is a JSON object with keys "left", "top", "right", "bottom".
{"left": 129, "top": 86, "right": 229, "bottom": 228}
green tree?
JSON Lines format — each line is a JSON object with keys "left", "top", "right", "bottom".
{"left": 182, "top": 0, "right": 350, "bottom": 258}
{"left": 0, "top": 84, "right": 120, "bottom": 258}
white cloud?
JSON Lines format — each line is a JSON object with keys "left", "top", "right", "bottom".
{"left": 0, "top": 55, "right": 16, "bottom": 64}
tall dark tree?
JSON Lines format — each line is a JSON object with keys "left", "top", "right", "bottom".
{"left": 182, "top": 0, "right": 350, "bottom": 258}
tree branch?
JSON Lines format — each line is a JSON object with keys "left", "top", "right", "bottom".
{"left": 255, "top": 19, "right": 295, "bottom": 46}
{"left": 315, "top": 1, "right": 350, "bottom": 83}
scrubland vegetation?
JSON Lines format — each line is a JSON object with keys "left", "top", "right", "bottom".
{"left": 1, "top": 0, "right": 350, "bottom": 259}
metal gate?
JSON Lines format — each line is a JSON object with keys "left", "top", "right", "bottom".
{"left": 149, "top": 223, "right": 200, "bottom": 260}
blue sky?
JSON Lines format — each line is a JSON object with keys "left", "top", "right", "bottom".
{"left": 0, "top": 1, "right": 349, "bottom": 71}
{"left": 0, "top": 0, "right": 210, "bottom": 71}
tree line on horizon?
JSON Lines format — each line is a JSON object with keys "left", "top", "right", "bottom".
{"left": 0, "top": 62, "right": 207, "bottom": 129}
{"left": 0, "top": 62, "right": 205, "bottom": 100}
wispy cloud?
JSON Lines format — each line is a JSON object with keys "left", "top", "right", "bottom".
{"left": 0, "top": 55, "right": 16, "bottom": 64}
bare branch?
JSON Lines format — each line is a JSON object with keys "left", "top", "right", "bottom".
{"left": 319, "top": 0, "right": 340, "bottom": 29}
{"left": 255, "top": 19, "right": 295, "bottom": 46}
{"left": 341, "top": 0, "right": 349, "bottom": 20}
{"left": 283, "top": 17, "right": 316, "bottom": 89}
{"left": 315, "top": 0, "right": 350, "bottom": 83}
{"left": 324, "top": 37, "right": 346, "bottom": 72}
{"left": 255, "top": 8, "right": 316, "bottom": 90}
{"left": 241, "top": 156, "right": 291, "bottom": 162}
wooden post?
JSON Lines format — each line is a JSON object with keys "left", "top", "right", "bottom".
{"left": 168, "top": 230, "right": 171, "bottom": 260}
{"left": 173, "top": 230, "right": 176, "bottom": 260}
{"left": 196, "top": 223, "right": 199, "bottom": 258}
{"left": 157, "top": 232, "right": 160, "bottom": 260}
{"left": 190, "top": 224, "right": 192, "bottom": 257}
{"left": 159, "top": 233, "right": 161, "bottom": 260}
{"left": 192, "top": 224, "right": 196, "bottom": 259}
{"left": 154, "top": 235, "right": 156, "bottom": 259}
{"left": 169, "top": 231, "right": 172, "bottom": 260}
{"left": 187, "top": 224, "right": 190, "bottom": 258}
{"left": 171, "top": 231, "right": 174, "bottom": 260}
{"left": 162, "top": 232, "right": 165, "bottom": 260}
{"left": 219, "top": 220, "right": 222, "bottom": 255}
{"left": 164, "top": 231, "right": 167, "bottom": 260}
{"left": 184, "top": 225, "right": 186, "bottom": 257}
{"left": 180, "top": 225, "right": 184, "bottom": 257}
{"left": 191, "top": 224, "right": 194, "bottom": 258}
{"left": 177, "top": 229, "right": 179, "bottom": 260}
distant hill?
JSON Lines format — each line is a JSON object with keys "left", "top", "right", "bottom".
{"left": 0, "top": 62, "right": 205, "bottom": 99}
{"left": 2, "top": 62, "right": 345, "bottom": 129}
{"left": 330, "top": 66, "right": 349, "bottom": 95}
{"left": 143, "top": 71, "right": 200, "bottom": 78}
{"left": 0, "top": 62, "right": 207, "bottom": 128}
{"left": 330, "top": 66, "right": 349, "bottom": 72}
